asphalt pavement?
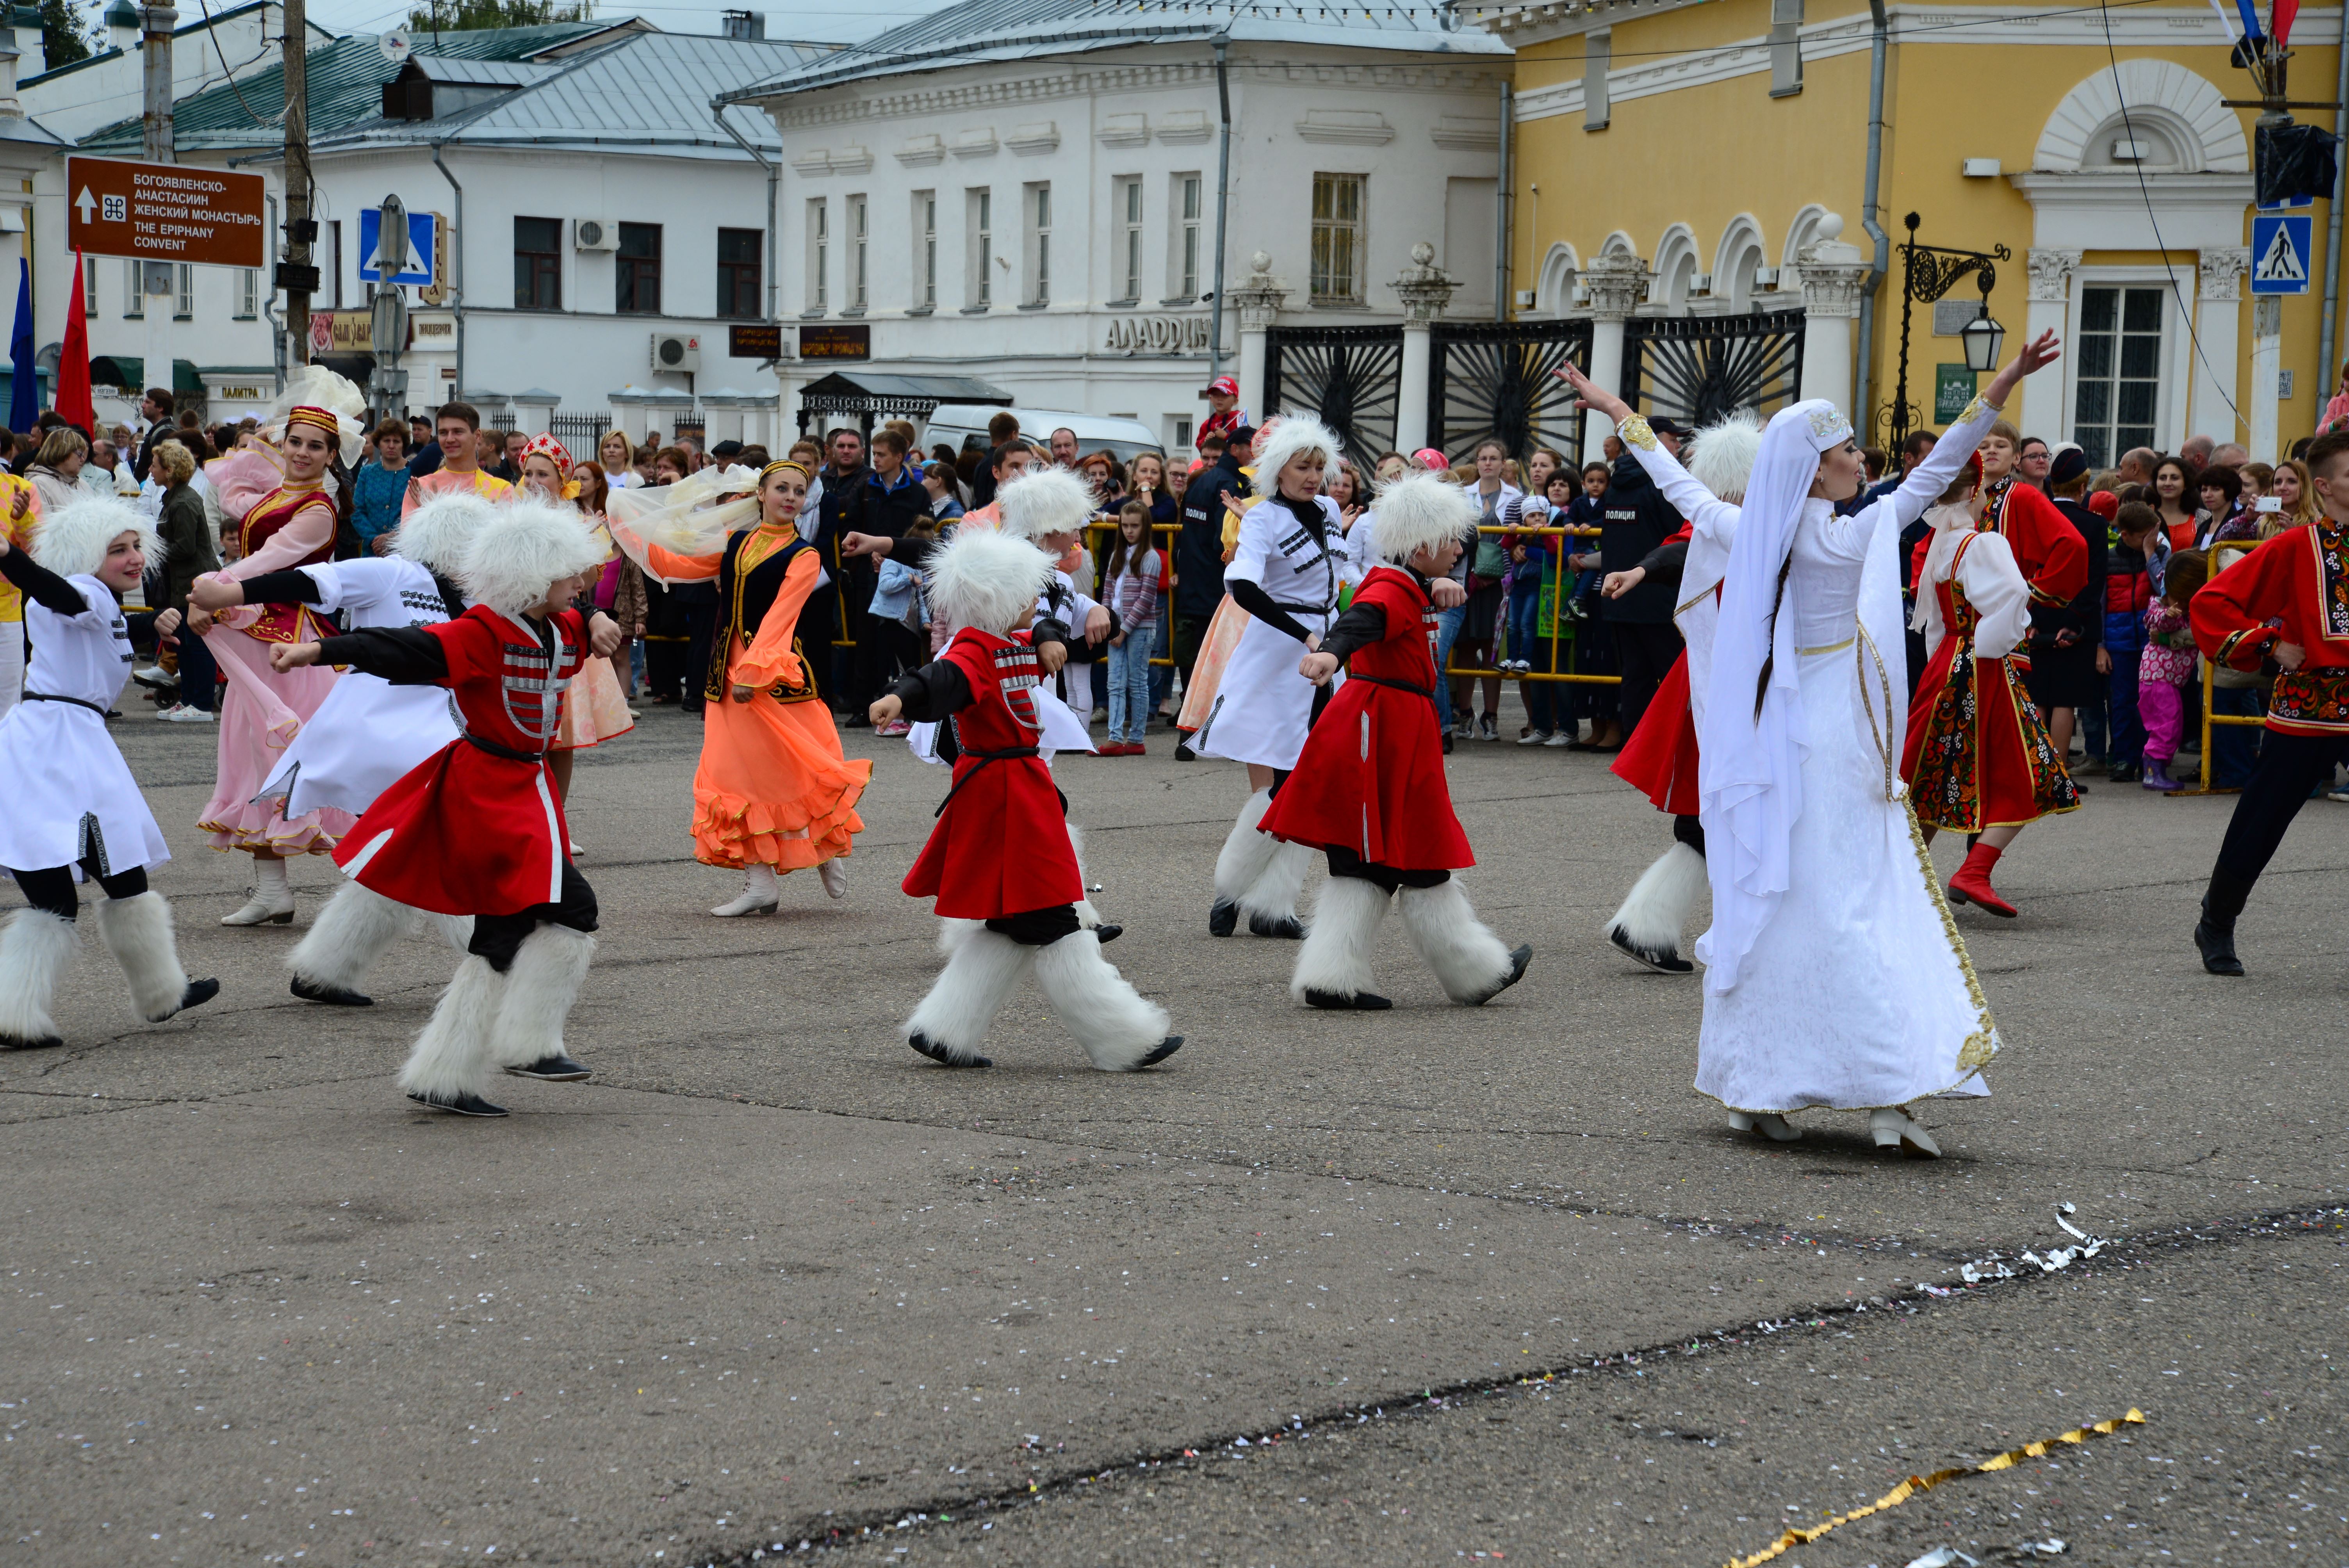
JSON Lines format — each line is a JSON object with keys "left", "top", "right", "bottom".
{"left": 4, "top": 691, "right": 2342, "bottom": 1568}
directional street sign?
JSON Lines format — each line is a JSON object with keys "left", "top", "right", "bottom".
{"left": 65, "top": 155, "right": 266, "bottom": 268}
{"left": 2251, "top": 213, "right": 2313, "bottom": 295}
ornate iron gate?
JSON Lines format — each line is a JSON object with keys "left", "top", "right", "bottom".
{"left": 1621, "top": 309, "right": 1805, "bottom": 428}
{"left": 1263, "top": 324, "right": 1403, "bottom": 459}
{"left": 552, "top": 411, "right": 613, "bottom": 452}
{"left": 1428, "top": 319, "right": 1593, "bottom": 460}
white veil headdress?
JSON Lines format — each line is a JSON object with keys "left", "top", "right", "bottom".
{"left": 1692, "top": 397, "right": 1854, "bottom": 994}
{"left": 603, "top": 463, "right": 765, "bottom": 584}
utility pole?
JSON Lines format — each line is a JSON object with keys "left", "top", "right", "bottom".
{"left": 280, "top": 0, "right": 317, "bottom": 371}
{"left": 140, "top": 6, "right": 175, "bottom": 421}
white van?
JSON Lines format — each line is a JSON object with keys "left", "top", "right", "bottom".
{"left": 922, "top": 406, "right": 1164, "bottom": 466}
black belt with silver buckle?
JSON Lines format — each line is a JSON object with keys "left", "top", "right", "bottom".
{"left": 463, "top": 732, "right": 548, "bottom": 764}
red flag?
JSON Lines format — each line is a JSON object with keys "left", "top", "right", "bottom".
{"left": 54, "top": 247, "right": 94, "bottom": 430}
{"left": 2273, "top": 0, "right": 2300, "bottom": 44}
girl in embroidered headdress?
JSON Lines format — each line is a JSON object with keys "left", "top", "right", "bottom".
{"left": 609, "top": 459, "right": 870, "bottom": 916}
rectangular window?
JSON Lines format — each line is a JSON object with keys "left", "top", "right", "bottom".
{"left": 915, "top": 190, "right": 937, "bottom": 308}
{"left": 848, "top": 194, "right": 868, "bottom": 311}
{"left": 616, "top": 222, "right": 662, "bottom": 315}
{"left": 716, "top": 227, "right": 761, "bottom": 319}
{"left": 1025, "top": 182, "right": 1051, "bottom": 307}
{"left": 514, "top": 216, "right": 562, "bottom": 309}
{"left": 806, "top": 198, "right": 828, "bottom": 312}
{"left": 1310, "top": 173, "right": 1365, "bottom": 305}
{"left": 123, "top": 258, "right": 141, "bottom": 320}
{"left": 174, "top": 264, "right": 193, "bottom": 320}
{"left": 84, "top": 254, "right": 99, "bottom": 317}
{"left": 1180, "top": 174, "right": 1202, "bottom": 298}
{"left": 1584, "top": 27, "right": 1611, "bottom": 130}
{"left": 2072, "top": 284, "right": 2163, "bottom": 468}
{"left": 1114, "top": 176, "right": 1143, "bottom": 301}
{"left": 968, "top": 187, "right": 992, "bottom": 309}
{"left": 237, "top": 267, "right": 258, "bottom": 319}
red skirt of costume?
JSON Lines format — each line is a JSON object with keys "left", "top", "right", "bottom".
{"left": 902, "top": 628, "right": 1083, "bottom": 919}
{"left": 336, "top": 742, "right": 570, "bottom": 918}
{"left": 1259, "top": 565, "right": 1472, "bottom": 871}
{"left": 1610, "top": 650, "right": 1700, "bottom": 815}
{"left": 1900, "top": 574, "right": 2080, "bottom": 834}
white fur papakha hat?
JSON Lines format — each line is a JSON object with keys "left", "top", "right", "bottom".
{"left": 456, "top": 495, "right": 606, "bottom": 617}
{"left": 30, "top": 494, "right": 163, "bottom": 580}
{"left": 394, "top": 487, "right": 496, "bottom": 577}
{"left": 993, "top": 465, "right": 1099, "bottom": 543}
{"left": 926, "top": 525, "right": 1057, "bottom": 636}
{"left": 1688, "top": 409, "right": 1765, "bottom": 504}
{"left": 1369, "top": 470, "right": 1479, "bottom": 565}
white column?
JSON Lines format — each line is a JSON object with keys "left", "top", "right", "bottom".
{"left": 1390, "top": 241, "right": 1456, "bottom": 454}
{"left": 1224, "top": 251, "right": 1290, "bottom": 420}
{"left": 2249, "top": 294, "right": 2281, "bottom": 463}
{"left": 1794, "top": 217, "right": 1868, "bottom": 415}
{"left": 2022, "top": 248, "right": 2080, "bottom": 441}
{"left": 2193, "top": 247, "right": 2247, "bottom": 448}
{"left": 1579, "top": 253, "right": 1645, "bottom": 462}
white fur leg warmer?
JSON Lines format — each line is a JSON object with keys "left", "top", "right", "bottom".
{"left": 426, "top": 912, "right": 477, "bottom": 955}
{"left": 288, "top": 880, "right": 417, "bottom": 992}
{"left": 488, "top": 925, "right": 596, "bottom": 1068}
{"left": 1032, "top": 931, "right": 1169, "bottom": 1071}
{"left": 1398, "top": 880, "right": 1517, "bottom": 1003}
{"left": 0, "top": 908, "right": 78, "bottom": 1043}
{"left": 1604, "top": 842, "right": 1706, "bottom": 963}
{"left": 1066, "top": 823, "right": 1102, "bottom": 929}
{"left": 1238, "top": 839, "right": 1313, "bottom": 925}
{"left": 936, "top": 918, "right": 986, "bottom": 957}
{"left": 1289, "top": 875, "right": 1390, "bottom": 1003}
{"left": 94, "top": 892, "right": 190, "bottom": 1023}
{"left": 905, "top": 929, "right": 1032, "bottom": 1063}
{"left": 1212, "top": 789, "right": 1280, "bottom": 902}
{"left": 397, "top": 956, "right": 504, "bottom": 1101}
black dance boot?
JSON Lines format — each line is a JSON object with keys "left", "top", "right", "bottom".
{"left": 2194, "top": 868, "right": 2252, "bottom": 976}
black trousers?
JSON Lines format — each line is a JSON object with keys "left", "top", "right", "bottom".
{"left": 1173, "top": 613, "right": 1212, "bottom": 688}
{"left": 797, "top": 584, "right": 844, "bottom": 707}
{"left": 681, "top": 593, "right": 719, "bottom": 715}
{"left": 1672, "top": 813, "right": 1705, "bottom": 854}
{"left": 2210, "top": 728, "right": 2349, "bottom": 896}
{"left": 845, "top": 572, "right": 890, "bottom": 711}
{"left": 1610, "top": 619, "right": 1684, "bottom": 736}
{"left": 12, "top": 861, "right": 147, "bottom": 919}
{"left": 642, "top": 637, "right": 692, "bottom": 703}
{"left": 986, "top": 903, "right": 1082, "bottom": 946}
{"left": 469, "top": 861, "right": 599, "bottom": 973}
{"left": 1324, "top": 845, "right": 1448, "bottom": 893}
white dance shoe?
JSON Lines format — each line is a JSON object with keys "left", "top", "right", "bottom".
{"left": 818, "top": 859, "right": 847, "bottom": 900}
{"left": 1728, "top": 1110, "right": 1800, "bottom": 1142}
{"left": 1870, "top": 1107, "right": 1941, "bottom": 1159}
{"left": 711, "top": 863, "right": 781, "bottom": 918}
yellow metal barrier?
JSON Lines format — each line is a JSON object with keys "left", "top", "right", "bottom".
{"left": 2179, "top": 540, "right": 2262, "bottom": 797}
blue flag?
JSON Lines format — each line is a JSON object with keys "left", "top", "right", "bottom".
{"left": 8, "top": 257, "right": 34, "bottom": 431}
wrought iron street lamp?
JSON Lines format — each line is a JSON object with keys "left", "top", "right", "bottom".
{"left": 1959, "top": 307, "right": 2005, "bottom": 374}
{"left": 1882, "top": 212, "right": 2010, "bottom": 449}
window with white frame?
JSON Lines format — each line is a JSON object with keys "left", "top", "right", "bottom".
{"left": 1114, "top": 176, "right": 1143, "bottom": 302}
{"left": 1024, "top": 183, "right": 1051, "bottom": 307}
{"left": 83, "top": 254, "right": 98, "bottom": 317}
{"left": 174, "top": 264, "right": 193, "bottom": 320}
{"left": 2073, "top": 283, "right": 2163, "bottom": 468}
{"left": 848, "top": 194, "right": 868, "bottom": 311}
{"left": 914, "top": 190, "right": 936, "bottom": 309}
{"left": 123, "top": 258, "right": 141, "bottom": 319}
{"left": 237, "top": 267, "right": 259, "bottom": 319}
{"left": 1175, "top": 173, "right": 1201, "bottom": 299}
{"left": 805, "top": 198, "right": 828, "bottom": 313}
{"left": 968, "top": 187, "right": 993, "bottom": 309}
{"left": 1310, "top": 173, "right": 1365, "bottom": 305}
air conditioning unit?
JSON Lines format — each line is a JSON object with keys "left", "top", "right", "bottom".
{"left": 574, "top": 217, "right": 619, "bottom": 251}
{"left": 1754, "top": 265, "right": 1781, "bottom": 287}
{"left": 651, "top": 332, "right": 701, "bottom": 373}
{"left": 1690, "top": 271, "right": 1713, "bottom": 295}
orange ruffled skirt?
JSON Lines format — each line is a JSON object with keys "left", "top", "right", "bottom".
{"left": 692, "top": 691, "right": 870, "bottom": 870}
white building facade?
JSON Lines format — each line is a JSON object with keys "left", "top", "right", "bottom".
{"left": 731, "top": 1, "right": 1510, "bottom": 453}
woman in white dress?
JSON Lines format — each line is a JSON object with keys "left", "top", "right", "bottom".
{"left": 0, "top": 495, "right": 219, "bottom": 1049}
{"left": 1193, "top": 416, "right": 1398, "bottom": 939}
{"left": 1563, "top": 330, "right": 2060, "bottom": 1157}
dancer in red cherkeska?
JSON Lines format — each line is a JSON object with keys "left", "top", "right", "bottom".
{"left": 1260, "top": 471, "right": 1530, "bottom": 1010}
{"left": 270, "top": 495, "right": 618, "bottom": 1117}
{"left": 1590, "top": 412, "right": 1762, "bottom": 973}
{"left": 868, "top": 527, "right": 1180, "bottom": 1073}
{"left": 1900, "top": 452, "right": 2080, "bottom": 918}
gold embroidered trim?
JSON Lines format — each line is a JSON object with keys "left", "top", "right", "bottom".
{"left": 1617, "top": 413, "right": 1659, "bottom": 451}
{"left": 1797, "top": 636, "right": 1855, "bottom": 657}
{"left": 1959, "top": 394, "right": 1999, "bottom": 423}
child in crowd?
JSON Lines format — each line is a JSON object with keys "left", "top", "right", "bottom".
{"left": 2138, "top": 549, "right": 2208, "bottom": 792}
{"left": 1563, "top": 462, "right": 1609, "bottom": 617}
{"left": 2099, "top": 501, "right": 2165, "bottom": 783}
{"left": 1101, "top": 500, "right": 1161, "bottom": 755}
{"left": 1498, "top": 483, "right": 1558, "bottom": 674}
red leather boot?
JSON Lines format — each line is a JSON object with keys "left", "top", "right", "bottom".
{"left": 1946, "top": 843, "right": 2017, "bottom": 918}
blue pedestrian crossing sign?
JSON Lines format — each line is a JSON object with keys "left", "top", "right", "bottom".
{"left": 2251, "top": 214, "right": 2312, "bottom": 295}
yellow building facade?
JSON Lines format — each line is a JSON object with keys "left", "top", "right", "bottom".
{"left": 1479, "top": 0, "right": 2344, "bottom": 463}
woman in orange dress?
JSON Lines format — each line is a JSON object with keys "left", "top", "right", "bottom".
{"left": 518, "top": 436, "right": 634, "bottom": 845}
{"left": 613, "top": 460, "right": 870, "bottom": 916}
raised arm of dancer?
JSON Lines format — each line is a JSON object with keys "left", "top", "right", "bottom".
{"left": 732, "top": 549, "right": 819, "bottom": 691}
{"left": 1889, "top": 331, "right": 2063, "bottom": 531}
{"left": 638, "top": 540, "right": 722, "bottom": 584}
{"left": 1555, "top": 366, "right": 1741, "bottom": 549}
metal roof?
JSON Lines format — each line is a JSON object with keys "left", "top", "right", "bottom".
{"left": 401, "top": 55, "right": 563, "bottom": 86}
{"left": 723, "top": 0, "right": 1505, "bottom": 100}
{"left": 797, "top": 371, "right": 1015, "bottom": 413}
{"left": 312, "top": 32, "right": 829, "bottom": 158}
{"left": 75, "top": 21, "right": 620, "bottom": 154}
{"left": 21, "top": 0, "right": 335, "bottom": 90}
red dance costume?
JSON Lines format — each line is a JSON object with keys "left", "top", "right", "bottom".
{"left": 1980, "top": 477, "right": 2090, "bottom": 617}
{"left": 1260, "top": 564, "right": 1472, "bottom": 870}
{"left": 902, "top": 627, "right": 1082, "bottom": 919}
{"left": 1902, "top": 532, "right": 2080, "bottom": 833}
{"left": 332, "top": 604, "right": 588, "bottom": 918}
